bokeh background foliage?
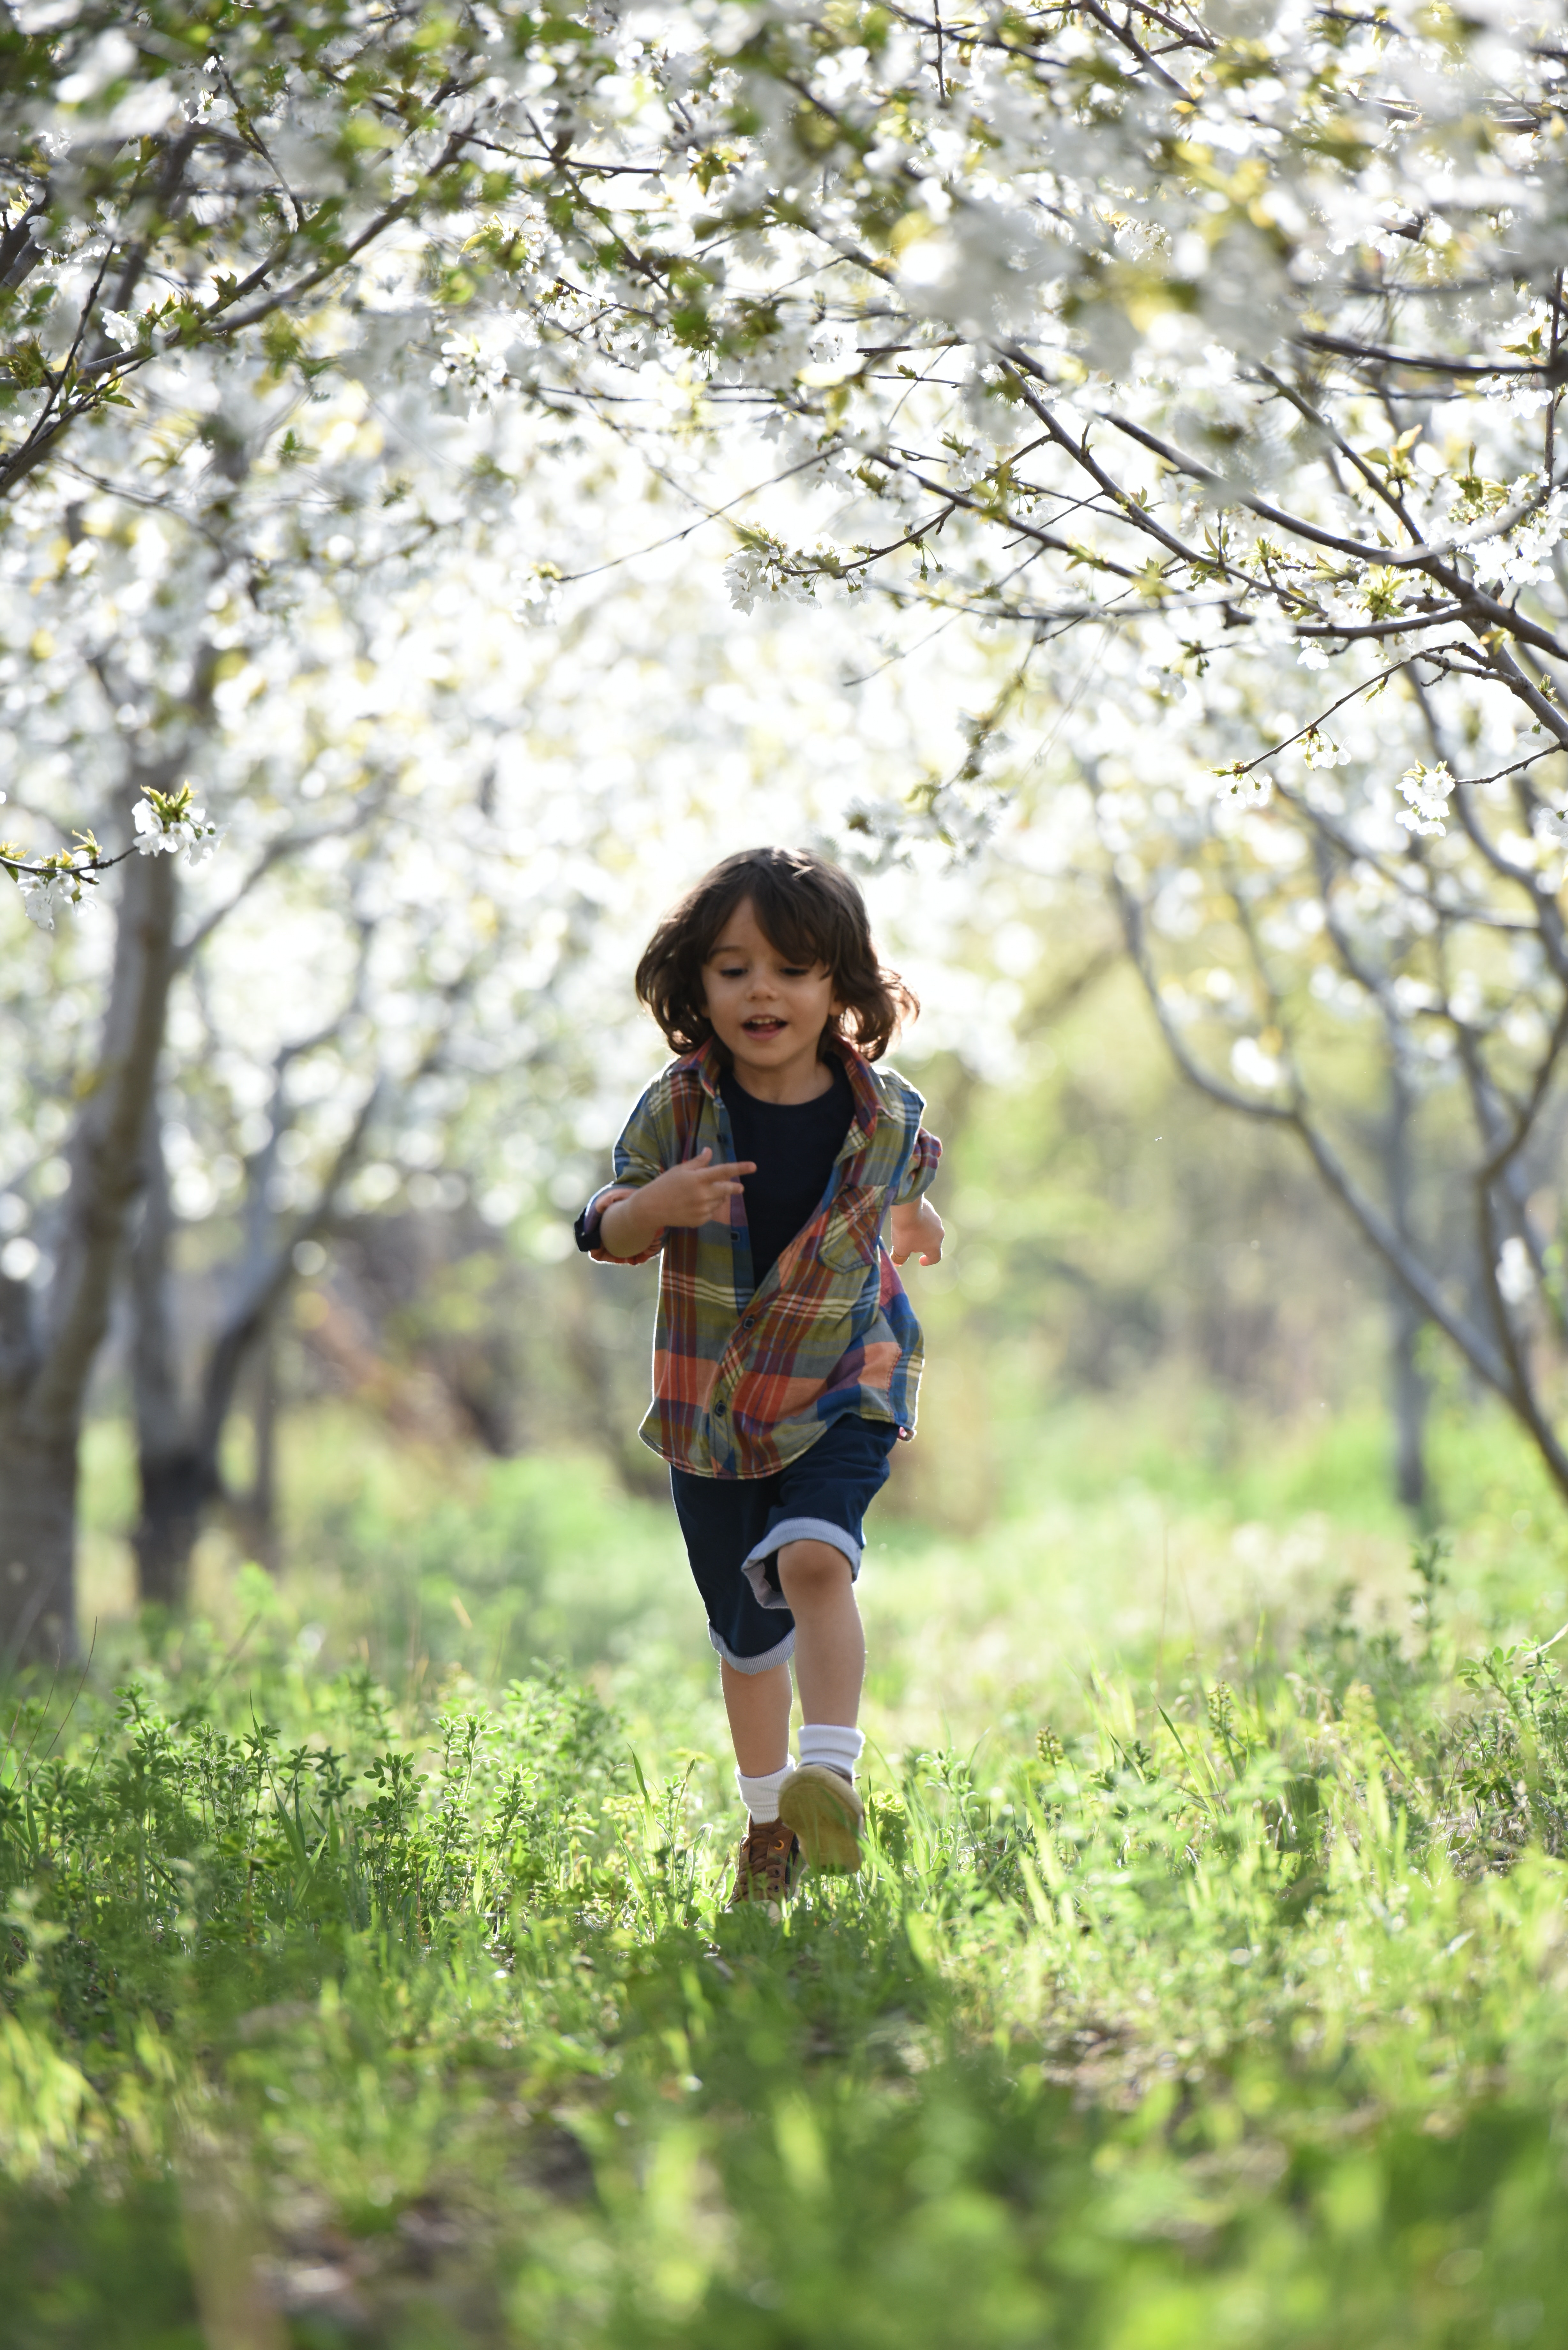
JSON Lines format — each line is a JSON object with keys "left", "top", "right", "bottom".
{"left": 8, "top": 0, "right": 1568, "bottom": 2340}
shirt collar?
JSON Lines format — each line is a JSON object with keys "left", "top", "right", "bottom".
{"left": 687, "top": 1038, "right": 725, "bottom": 1101}
{"left": 683, "top": 1034, "right": 879, "bottom": 1140}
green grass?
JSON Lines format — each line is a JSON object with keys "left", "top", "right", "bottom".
{"left": 14, "top": 1399, "right": 1568, "bottom": 2344}
{"left": 79, "top": 1380, "right": 1568, "bottom": 1748}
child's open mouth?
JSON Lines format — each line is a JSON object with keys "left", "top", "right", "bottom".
{"left": 743, "top": 1018, "right": 786, "bottom": 1035}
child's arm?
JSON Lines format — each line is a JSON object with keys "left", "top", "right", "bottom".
{"left": 597, "top": 1148, "right": 758, "bottom": 1261}
{"left": 887, "top": 1112, "right": 943, "bottom": 1266}
{"left": 888, "top": 1195, "right": 944, "bottom": 1266}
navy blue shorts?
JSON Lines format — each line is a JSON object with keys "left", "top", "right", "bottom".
{"left": 670, "top": 1413, "right": 899, "bottom": 1675}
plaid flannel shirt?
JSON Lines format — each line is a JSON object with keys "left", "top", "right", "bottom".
{"left": 578, "top": 1038, "right": 941, "bottom": 1479}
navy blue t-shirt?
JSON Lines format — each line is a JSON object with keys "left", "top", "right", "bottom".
{"left": 721, "top": 1058, "right": 855, "bottom": 1293}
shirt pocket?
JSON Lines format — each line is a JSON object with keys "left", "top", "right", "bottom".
{"left": 816, "top": 1183, "right": 884, "bottom": 1275}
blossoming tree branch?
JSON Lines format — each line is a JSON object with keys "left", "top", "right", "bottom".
{"left": 0, "top": 782, "right": 221, "bottom": 928}
{"left": 433, "top": 0, "right": 1568, "bottom": 1496}
{"left": 10, "top": 0, "right": 1568, "bottom": 1666}
{"left": 0, "top": 0, "right": 694, "bottom": 1658}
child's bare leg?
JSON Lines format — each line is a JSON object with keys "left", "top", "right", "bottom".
{"left": 775, "top": 1538, "right": 866, "bottom": 1868}
{"left": 720, "top": 1656, "right": 793, "bottom": 1775}
{"left": 775, "top": 1538, "right": 864, "bottom": 1727}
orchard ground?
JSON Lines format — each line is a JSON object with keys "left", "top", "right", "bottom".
{"left": 4, "top": 1388, "right": 1568, "bottom": 2347}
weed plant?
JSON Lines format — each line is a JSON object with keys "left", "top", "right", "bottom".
{"left": 6, "top": 1528, "right": 1568, "bottom": 2347}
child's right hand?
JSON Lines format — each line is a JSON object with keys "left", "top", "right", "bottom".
{"left": 647, "top": 1148, "right": 756, "bottom": 1229}
{"left": 597, "top": 1149, "right": 755, "bottom": 1257}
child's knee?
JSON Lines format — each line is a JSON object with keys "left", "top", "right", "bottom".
{"left": 775, "top": 1537, "right": 853, "bottom": 1603}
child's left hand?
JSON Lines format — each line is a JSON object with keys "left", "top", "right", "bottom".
{"left": 889, "top": 1197, "right": 944, "bottom": 1266}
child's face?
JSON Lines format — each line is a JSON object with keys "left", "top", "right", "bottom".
{"left": 700, "top": 897, "right": 842, "bottom": 1086}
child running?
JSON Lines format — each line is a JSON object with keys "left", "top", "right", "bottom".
{"left": 574, "top": 847, "right": 943, "bottom": 1906}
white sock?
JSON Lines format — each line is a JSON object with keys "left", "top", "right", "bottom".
{"left": 797, "top": 1723, "right": 865, "bottom": 1784}
{"left": 736, "top": 1761, "right": 794, "bottom": 1823}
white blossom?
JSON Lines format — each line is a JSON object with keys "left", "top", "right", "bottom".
{"left": 1216, "top": 771, "right": 1272, "bottom": 808}
{"left": 1396, "top": 762, "right": 1456, "bottom": 838}
{"left": 16, "top": 875, "right": 69, "bottom": 931}
{"left": 724, "top": 550, "right": 766, "bottom": 614}
{"left": 133, "top": 792, "right": 223, "bottom": 866}
{"left": 723, "top": 544, "right": 816, "bottom": 615}
{"left": 511, "top": 567, "right": 562, "bottom": 627}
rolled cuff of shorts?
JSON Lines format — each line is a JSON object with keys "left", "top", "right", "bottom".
{"left": 708, "top": 1621, "right": 796, "bottom": 1674}
{"left": 742, "top": 1514, "right": 863, "bottom": 1611}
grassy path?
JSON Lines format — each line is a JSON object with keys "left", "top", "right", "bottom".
{"left": 7, "top": 1507, "right": 1568, "bottom": 2346}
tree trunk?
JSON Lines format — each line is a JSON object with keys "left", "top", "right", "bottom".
{"left": 128, "top": 1237, "right": 284, "bottom": 1607}
{"left": 1385, "top": 1063, "right": 1429, "bottom": 1520}
{"left": 129, "top": 1268, "right": 276, "bottom": 1604}
{"left": 132, "top": 1445, "right": 213, "bottom": 1610}
{"left": 0, "top": 847, "right": 176, "bottom": 1664}
{"left": 1390, "top": 1285, "right": 1428, "bottom": 1519}
{"left": 238, "top": 1320, "right": 280, "bottom": 1570}
{"left": 128, "top": 1095, "right": 210, "bottom": 1608}
{"left": 125, "top": 1059, "right": 379, "bottom": 1605}
{"left": 0, "top": 1418, "right": 77, "bottom": 1670}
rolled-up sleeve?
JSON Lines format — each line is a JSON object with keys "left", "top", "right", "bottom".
{"left": 892, "top": 1125, "right": 941, "bottom": 1206}
{"left": 574, "top": 1081, "right": 672, "bottom": 1265}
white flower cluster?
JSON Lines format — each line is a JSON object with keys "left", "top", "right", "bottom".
{"left": 98, "top": 309, "right": 147, "bottom": 351}
{"left": 8, "top": 786, "right": 225, "bottom": 931}
{"left": 724, "top": 543, "right": 818, "bottom": 615}
{"left": 15, "top": 859, "right": 92, "bottom": 932}
{"left": 2, "top": 786, "right": 96, "bottom": 930}
{"left": 429, "top": 334, "right": 511, "bottom": 413}
{"left": 132, "top": 789, "right": 223, "bottom": 866}
{"left": 806, "top": 320, "right": 858, "bottom": 375}
{"left": 1478, "top": 374, "right": 1555, "bottom": 419}
{"left": 1470, "top": 488, "right": 1566, "bottom": 590}
{"left": 1214, "top": 769, "right": 1272, "bottom": 807}
{"left": 1301, "top": 731, "right": 1352, "bottom": 770}
{"left": 1396, "top": 761, "right": 1456, "bottom": 838}
{"left": 510, "top": 565, "right": 562, "bottom": 627}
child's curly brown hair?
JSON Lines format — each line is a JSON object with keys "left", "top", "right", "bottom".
{"left": 635, "top": 847, "right": 917, "bottom": 1063}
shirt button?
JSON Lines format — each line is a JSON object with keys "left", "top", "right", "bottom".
{"left": 742, "top": 1315, "right": 756, "bottom": 1331}
{"left": 713, "top": 1400, "right": 726, "bottom": 1418}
